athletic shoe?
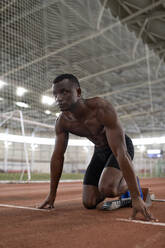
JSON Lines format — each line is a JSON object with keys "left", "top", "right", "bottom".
{"left": 101, "top": 176, "right": 143, "bottom": 211}
{"left": 101, "top": 197, "right": 132, "bottom": 211}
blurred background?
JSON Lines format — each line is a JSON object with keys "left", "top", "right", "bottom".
{"left": 0, "top": 0, "right": 165, "bottom": 181}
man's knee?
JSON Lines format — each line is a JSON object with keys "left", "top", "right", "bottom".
{"left": 83, "top": 198, "right": 97, "bottom": 209}
{"left": 98, "top": 183, "right": 118, "bottom": 197}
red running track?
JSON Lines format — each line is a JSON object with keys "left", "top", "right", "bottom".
{"left": 0, "top": 178, "right": 165, "bottom": 248}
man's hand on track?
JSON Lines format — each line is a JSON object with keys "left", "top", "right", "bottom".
{"left": 131, "top": 197, "right": 157, "bottom": 221}
{"left": 38, "top": 194, "right": 55, "bottom": 209}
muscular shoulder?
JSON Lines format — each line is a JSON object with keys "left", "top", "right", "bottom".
{"left": 86, "top": 97, "right": 118, "bottom": 127}
{"left": 55, "top": 113, "right": 67, "bottom": 134}
{"left": 86, "top": 97, "right": 115, "bottom": 114}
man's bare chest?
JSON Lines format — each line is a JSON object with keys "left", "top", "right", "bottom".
{"left": 65, "top": 117, "right": 104, "bottom": 138}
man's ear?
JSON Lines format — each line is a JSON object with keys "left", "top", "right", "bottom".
{"left": 77, "top": 87, "right": 81, "bottom": 97}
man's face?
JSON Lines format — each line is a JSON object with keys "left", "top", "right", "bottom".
{"left": 53, "top": 79, "right": 81, "bottom": 111}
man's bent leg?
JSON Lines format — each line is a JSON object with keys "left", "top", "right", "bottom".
{"left": 98, "top": 167, "right": 128, "bottom": 197}
{"left": 83, "top": 185, "right": 105, "bottom": 209}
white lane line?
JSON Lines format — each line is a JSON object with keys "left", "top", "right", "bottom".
{"left": 0, "top": 204, "right": 48, "bottom": 212}
{"left": 117, "top": 218, "right": 165, "bottom": 227}
{"left": 0, "top": 180, "right": 83, "bottom": 184}
{"left": 0, "top": 198, "right": 81, "bottom": 212}
{"left": 152, "top": 199, "right": 165, "bottom": 202}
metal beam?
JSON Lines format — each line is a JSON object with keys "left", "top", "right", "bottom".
{"left": 120, "top": 108, "right": 165, "bottom": 120}
{"left": 95, "top": 76, "right": 165, "bottom": 98}
{"left": 0, "top": 114, "right": 54, "bottom": 129}
{"left": 1, "top": 0, "right": 162, "bottom": 78}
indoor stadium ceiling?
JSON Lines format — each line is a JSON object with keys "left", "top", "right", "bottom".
{"left": 0, "top": 0, "right": 165, "bottom": 138}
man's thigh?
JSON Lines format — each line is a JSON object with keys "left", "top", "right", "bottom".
{"left": 98, "top": 167, "right": 127, "bottom": 196}
{"left": 99, "top": 167, "right": 123, "bottom": 188}
{"left": 98, "top": 135, "right": 134, "bottom": 196}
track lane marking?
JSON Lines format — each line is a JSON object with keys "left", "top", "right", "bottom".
{"left": 152, "top": 199, "right": 165, "bottom": 202}
{"left": 117, "top": 218, "right": 165, "bottom": 227}
{"left": 0, "top": 204, "right": 48, "bottom": 212}
{"left": 0, "top": 198, "right": 81, "bottom": 211}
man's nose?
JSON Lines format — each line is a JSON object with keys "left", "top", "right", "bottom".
{"left": 56, "top": 94, "right": 63, "bottom": 102}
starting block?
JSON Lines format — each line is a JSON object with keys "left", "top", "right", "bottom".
{"left": 142, "top": 187, "right": 165, "bottom": 206}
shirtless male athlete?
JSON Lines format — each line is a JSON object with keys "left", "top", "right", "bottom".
{"left": 39, "top": 73, "right": 154, "bottom": 221}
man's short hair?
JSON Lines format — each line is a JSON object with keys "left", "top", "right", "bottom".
{"left": 53, "top": 74, "right": 80, "bottom": 88}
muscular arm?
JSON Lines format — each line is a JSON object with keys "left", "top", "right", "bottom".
{"left": 39, "top": 117, "right": 68, "bottom": 208}
{"left": 49, "top": 123, "right": 68, "bottom": 197}
{"left": 97, "top": 100, "right": 140, "bottom": 199}
{"left": 97, "top": 98, "right": 155, "bottom": 220}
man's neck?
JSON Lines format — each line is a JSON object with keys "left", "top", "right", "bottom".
{"left": 69, "top": 98, "right": 88, "bottom": 120}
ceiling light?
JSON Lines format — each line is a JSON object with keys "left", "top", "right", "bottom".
{"left": 16, "top": 87, "right": 27, "bottom": 97}
{"left": 0, "top": 80, "right": 7, "bottom": 89}
{"left": 42, "top": 95, "right": 55, "bottom": 106}
{"left": 15, "top": 102, "right": 30, "bottom": 108}
{"left": 0, "top": 97, "right": 3, "bottom": 101}
{"left": 45, "top": 110, "right": 51, "bottom": 115}
{"left": 55, "top": 112, "right": 60, "bottom": 117}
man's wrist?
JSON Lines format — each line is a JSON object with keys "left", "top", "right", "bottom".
{"left": 130, "top": 192, "right": 141, "bottom": 200}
